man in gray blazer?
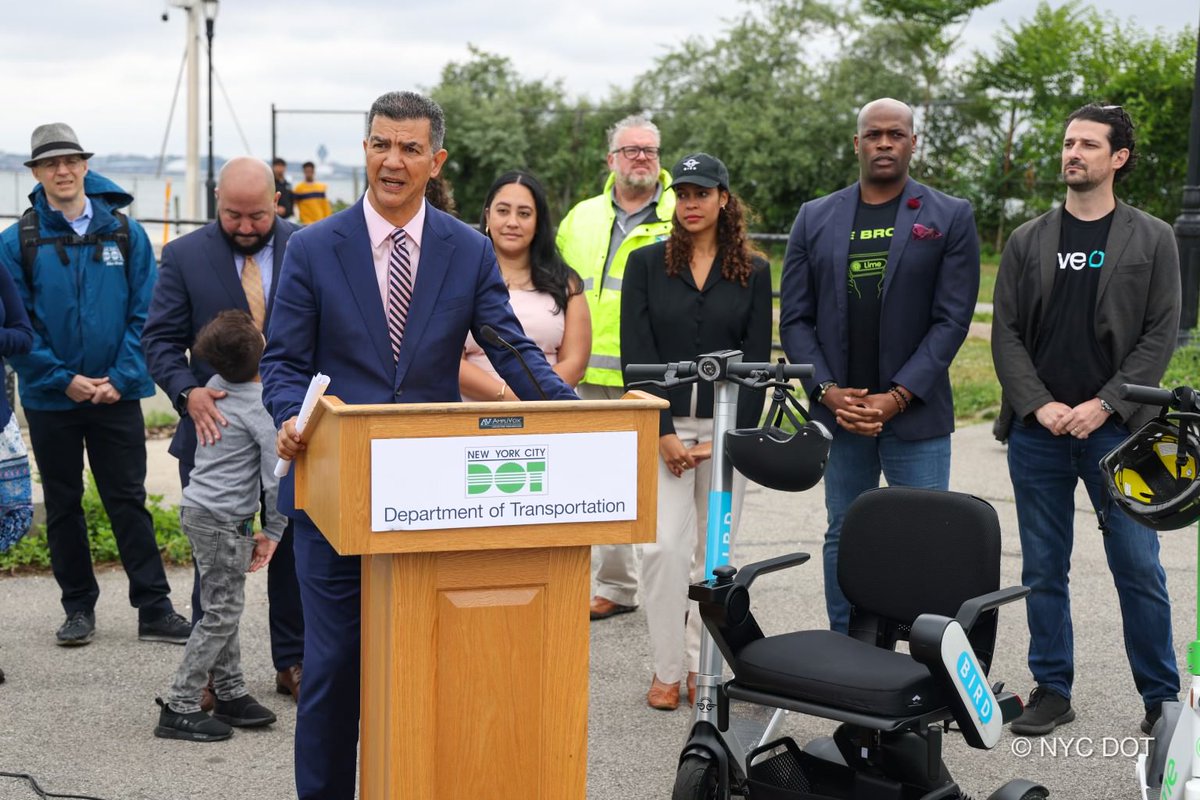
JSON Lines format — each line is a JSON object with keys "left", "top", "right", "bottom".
{"left": 992, "top": 103, "right": 1180, "bottom": 738}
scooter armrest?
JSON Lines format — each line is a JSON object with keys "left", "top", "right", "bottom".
{"left": 954, "top": 585, "right": 1030, "bottom": 633}
{"left": 733, "top": 552, "right": 811, "bottom": 589}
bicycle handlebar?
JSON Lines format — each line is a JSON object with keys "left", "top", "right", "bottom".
{"left": 1119, "top": 383, "right": 1176, "bottom": 407}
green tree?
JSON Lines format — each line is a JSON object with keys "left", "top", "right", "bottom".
{"left": 633, "top": 0, "right": 868, "bottom": 231}
{"left": 428, "top": 46, "right": 635, "bottom": 222}
{"left": 969, "top": 1, "right": 1195, "bottom": 238}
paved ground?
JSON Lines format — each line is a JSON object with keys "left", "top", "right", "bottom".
{"left": 0, "top": 420, "right": 1194, "bottom": 799}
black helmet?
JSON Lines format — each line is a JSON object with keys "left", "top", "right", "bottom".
{"left": 1101, "top": 417, "right": 1200, "bottom": 531}
{"left": 725, "top": 379, "right": 831, "bottom": 492}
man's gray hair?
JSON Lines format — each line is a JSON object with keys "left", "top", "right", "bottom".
{"left": 607, "top": 114, "right": 660, "bottom": 152}
{"left": 367, "top": 91, "right": 446, "bottom": 150}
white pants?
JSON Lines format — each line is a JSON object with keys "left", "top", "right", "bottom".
{"left": 580, "top": 382, "right": 640, "bottom": 605}
{"left": 645, "top": 415, "right": 746, "bottom": 683}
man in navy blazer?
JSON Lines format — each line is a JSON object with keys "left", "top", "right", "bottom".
{"left": 261, "top": 91, "right": 576, "bottom": 800}
{"left": 143, "top": 157, "right": 305, "bottom": 703}
{"left": 779, "top": 98, "right": 979, "bottom": 633}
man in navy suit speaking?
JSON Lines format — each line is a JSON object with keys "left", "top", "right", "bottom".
{"left": 261, "top": 90, "right": 576, "bottom": 799}
{"left": 779, "top": 97, "right": 980, "bottom": 634}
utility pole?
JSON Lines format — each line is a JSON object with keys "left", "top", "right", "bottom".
{"left": 168, "top": 0, "right": 204, "bottom": 222}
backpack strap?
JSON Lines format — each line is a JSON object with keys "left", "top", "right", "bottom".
{"left": 18, "top": 207, "right": 134, "bottom": 280}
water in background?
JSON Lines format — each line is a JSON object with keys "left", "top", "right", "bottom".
{"left": 0, "top": 169, "right": 363, "bottom": 247}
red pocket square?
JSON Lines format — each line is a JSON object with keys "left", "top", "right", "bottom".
{"left": 911, "top": 223, "right": 943, "bottom": 241}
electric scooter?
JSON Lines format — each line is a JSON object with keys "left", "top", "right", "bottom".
{"left": 1113, "top": 383, "right": 1200, "bottom": 800}
{"left": 626, "top": 350, "right": 818, "bottom": 797}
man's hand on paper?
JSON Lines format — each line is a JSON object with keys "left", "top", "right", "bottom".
{"left": 276, "top": 415, "right": 304, "bottom": 461}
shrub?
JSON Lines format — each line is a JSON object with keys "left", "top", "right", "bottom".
{"left": 0, "top": 472, "right": 190, "bottom": 573}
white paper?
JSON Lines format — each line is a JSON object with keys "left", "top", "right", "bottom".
{"left": 274, "top": 373, "right": 331, "bottom": 478}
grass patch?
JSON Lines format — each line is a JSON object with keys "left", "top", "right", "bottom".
{"left": 950, "top": 336, "right": 1001, "bottom": 423}
{"left": 978, "top": 255, "right": 998, "bottom": 305}
{"left": 144, "top": 409, "right": 178, "bottom": 429}
{"left": 0, "top": 471, "right": 190, "bottom": 573}
{"left": 1163, "top": 339, "right": 1200, "bottom": 391}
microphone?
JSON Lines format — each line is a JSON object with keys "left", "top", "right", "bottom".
{"left": 480, "top": 324, "right": 548, "bottom": 400}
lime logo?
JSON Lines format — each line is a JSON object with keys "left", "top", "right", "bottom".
{"left": 465, "top": 447, "right": 549, "bottom": 496}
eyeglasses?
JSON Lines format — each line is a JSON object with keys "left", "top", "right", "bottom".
{"left": 35, "top": 155, "right": 84, "bottom": 171}
{"left": 611, "top": 146, "right": 660, "bottom": 160}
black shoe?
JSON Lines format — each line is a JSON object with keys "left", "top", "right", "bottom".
{"left": 153, "top": 697, "right": 233, "bottom": 742}
{"left": 213, "top": 694, "right": 277, "bottom": 728}
{"left": 1011, "top": 686, "right": 1075, "bottom": 736}
{"left": 138, "top": 611, "right": 191, "bottom": 644}
{"left": 1142, "top": 703, "right": 1164, "bottom": 735}
{"left": 56, "top": 611, "right": 95, "bottom": 646}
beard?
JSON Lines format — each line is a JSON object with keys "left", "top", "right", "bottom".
{"left": 1061, "top": 162, "right": 1102, "bottom": 192}
{"left": 219, "top": 220, "right": 275, "bottom": 256}
{"left": 617, "top": 170, "right": 658, "bottom": 192}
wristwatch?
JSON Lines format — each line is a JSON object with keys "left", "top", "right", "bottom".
{"left": 175, "top": 387, "right": 195, "bottom": 417}
{"left": 813, "top": 381, "right": 836, "bottom": 404}
{"left": 1098, "top": 397, "right": 1115, "bottom": 415}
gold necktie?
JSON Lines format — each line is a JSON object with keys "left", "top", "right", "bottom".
{"left": 241, "top": 254, "right": 266, "bottom": 330}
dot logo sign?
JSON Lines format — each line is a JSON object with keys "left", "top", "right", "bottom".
{"left": 465, "top": 447, "right": 549, "bottom": 496}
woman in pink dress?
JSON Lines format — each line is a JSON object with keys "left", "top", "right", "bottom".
{"left": 460, "top": 171, "right": 591, "bottom": 400}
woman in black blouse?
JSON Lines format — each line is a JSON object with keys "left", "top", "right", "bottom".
{"left": 621, "top": 152, "right": 772, "bottom": 710}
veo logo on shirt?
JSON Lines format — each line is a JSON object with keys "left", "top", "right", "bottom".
{"left": 1057, "top": 249, "right": 1105, "bottom": 270}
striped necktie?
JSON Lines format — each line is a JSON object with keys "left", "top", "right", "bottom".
{"left": 387, "top": 228, "right": 414, "bottom": 361}
{"left": 241, "top": 254, "right": 266, "bottom": 330}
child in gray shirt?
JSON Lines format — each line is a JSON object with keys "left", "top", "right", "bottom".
{"left": 155, "top": 310, "right": 286, "bottom": 742}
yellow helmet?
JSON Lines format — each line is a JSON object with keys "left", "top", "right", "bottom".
{"left": 1102, "top": 419, "right": 1200, "bottom": 530}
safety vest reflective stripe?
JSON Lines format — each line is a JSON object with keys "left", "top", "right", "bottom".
{"left": 588, "top": 354, "right": 623, "bottom": 371}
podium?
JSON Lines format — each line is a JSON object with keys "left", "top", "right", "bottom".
{"left": 294, "top": 393, "right": 666, "bottom": 799}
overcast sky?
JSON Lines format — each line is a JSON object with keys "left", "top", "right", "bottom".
{"left": 0, "top": 0, "right": 1191, "bottom": 166}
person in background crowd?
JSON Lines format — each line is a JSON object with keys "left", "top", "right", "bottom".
{"left": 143, "top": 156, "right": 305, "bottom": 710}
{"left": 0, "top": 122, "right": 191, "bottom": 647}
{"left": 621, "top": 152, "right": 771, "bottom": 710}
{"left": 779, "top": 97, "right": 980, "bottom": 634}
{"left": 557, "top": 114, "right": 675, "bottom": 622}
{"left": 424, "top": 173, "right": 458, "bottom": 217}
{"left": 293, "top": 161, "right": 333, "bottom": 225}
{"left": 0, "top": 221, "right": 34, "bottom": 687}
{"left": 992, "top": 103, "right": 1181, "bottom": 737}
{"left": 460, "top": 171, "right": 590, "bottom": 399}
{"left": 272, "top": 157, "right": 294, "bottom": 219}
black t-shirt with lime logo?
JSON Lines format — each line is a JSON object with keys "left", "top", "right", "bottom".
{"left": 847, "top": 196, "right": 900, "bottom": 392}
{"left": 1033, "top": 208, "right": 1115, "bottom": 407}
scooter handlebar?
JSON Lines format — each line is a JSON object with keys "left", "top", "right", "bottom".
{"left": 623, "top": 362, "right": 697, "bottom": 381}
{"left": 624, "top": 361, "right": 813, "bottom": 382}
{"left": 1119, "top": 383, "right": 1175, "bottom": 407}
{"left": 726, "top": 362, "right": 813, "bottom": 380}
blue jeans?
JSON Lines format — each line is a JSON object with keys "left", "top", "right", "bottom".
{"left": 1007, "top": 418, "right": 1178, "bottom": 708}
{"left": 822, "top": 428, "right": 951, "bottom": 633}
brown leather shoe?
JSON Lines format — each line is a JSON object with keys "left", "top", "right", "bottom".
{"left": 200, "top": 674, "right": 215, "bottom": 713}
{"left": 687, "top": 671, "right": 698, "bottom": 706}
{"left": 647, "top": 675, "right": 680, "bottom": 711}
{"left": 276, "top": 663, "right": 302, "bottom": 703}
{"left": 590, "top": 596, "right": 637, "bottom": 621}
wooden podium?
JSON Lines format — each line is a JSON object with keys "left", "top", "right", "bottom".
{"left": 294, "top": 393, "right": 666, "bottom": 799}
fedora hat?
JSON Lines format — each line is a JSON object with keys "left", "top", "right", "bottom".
{"left": 24, "top": 123, "right": 93, "bottom": 168}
